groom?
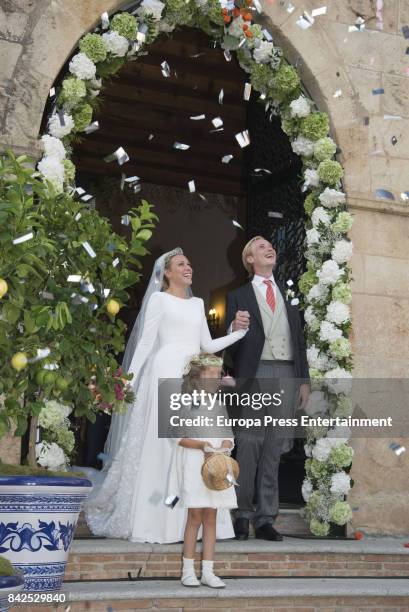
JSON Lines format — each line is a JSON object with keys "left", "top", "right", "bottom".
{"left": 225, "top": 236, "right": 310, "bottom": 541}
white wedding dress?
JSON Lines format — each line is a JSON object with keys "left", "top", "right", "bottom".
{"left": 84, "top": 291, "right": 246, "bottom": 543}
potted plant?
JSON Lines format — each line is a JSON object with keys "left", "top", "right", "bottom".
{"left": 0, "top": 556, "right": 24, "bottom": 611}
{"left": 0, "top": 151, "right": 157, "bottom": 590}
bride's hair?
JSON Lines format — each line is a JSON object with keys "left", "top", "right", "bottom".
{"left": 162, "top": 250, "right": 183, "bottom": 290}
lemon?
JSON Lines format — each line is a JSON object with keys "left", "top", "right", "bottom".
{"left": 107, "top": 299, "right": 120, "bottom": 316}
{"left": 0, "top": 279, "right": 8, "bottom": 299}
{"left": 36, "top": 370, "right": 47, "bottom": 385}
{"left": 11, "top": 352, "right": 28, "bottom": 371}
{"left": 55, "top": 376, "right": 69, "bottom": 391}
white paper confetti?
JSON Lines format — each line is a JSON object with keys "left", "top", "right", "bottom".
{"left": 384, "top": 114, "right": 401, "bottom": 120}
{"left": 262, "top": 29, "right": 273, "bottom": 42}
{"left": 333, "top": 89, "right": 342, "bottom": 98}
{"left": 311, "top": 6, "right": 327, "bottom": 17}
{"left": 49, "top": 87, "right": 56, "bottom": 98}
{"left": 103, "top": 288, "right": 111, "bottom": 298}
{"left": 188, "top": 180, "right": 196, "bottom": 193}
{"left": 286, "top": 3, "right": 295, "bottom": 13}
{"left": 244, "top": 83, "right": 252, "bottom": 101}
{"left": 235, "top": 130, "right": 250, "bottom": 148}
{"left": 296, "top": 13, "right": 315, "bottom": 29}
{"left": 173, "top": 142, "right": 190, "bottom": 150}
{"left": 82, "top": 241, "right": 96, "bottom": 258}
{"left": 190, "top": 114, "right": 206, "bottom": 120}
{"left": 84, "top": 121, "right": 100, "bottom": 134}
{"left": 104, "top": 147, "right": 129, "bottom": 165}
{"left": 161, "top": 60, "right": 171, "bottom": 78}
{"left": 232, "top": 220, "right": 244, "bottom": 230}
{"left": 13, "top": 232, "right": 34, "bottom": 245}
{"left": 74, "top": 213, "right": 82, "bottom": 221}
{"left": 400, "top": 192, "right": 409, "bottom": 201}
{"left": 67, "top": 275, "right": 82, "bottom": 283}
{"left": 389, "top": 441, "right": 406, "bottom": 455}
{"left": 222, "top": 154, "right": 234, "bottom": 163}
{"left": 218, "top": 89, "right": 224, "bottom": 105}
{"left": 121, "top": 214, "right": 130, "bottom": 226}
{"left": 212, "top": 117, "right": 223, "bottom": 128}
{"left": 268, "top": 211, "right": 284, "bottom": 219}
{"left": 223, "top": 50, "right": 232, "bottom": 62}
{"left": 101, "top": 11, "right": 110, "bottom": 29}
{"left": 112, "top": 258, "right": 120, "bottom": 267}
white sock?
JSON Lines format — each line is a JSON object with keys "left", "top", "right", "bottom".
{"left": 202, "top": 559, "right": 214, "bottom": 576}
{"left": 201, "top": 559, "right": 225, "bottom": 588}
{"left": 181, "top": 557, "right": 199, "bottom": 586}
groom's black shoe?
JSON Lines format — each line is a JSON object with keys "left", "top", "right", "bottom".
{"left": 234, "top": 518, "right": 249, "bottom": 540}
{"left": 255, "top": 523, "right": 283, "bottom": 541}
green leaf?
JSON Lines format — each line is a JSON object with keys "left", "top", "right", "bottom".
{"left": 135, "top": 229, "right": 152, "bottom": 241}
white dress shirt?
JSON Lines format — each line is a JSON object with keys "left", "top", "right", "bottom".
{"left": 252, "top": 273, "right": 277, "bottom": 303}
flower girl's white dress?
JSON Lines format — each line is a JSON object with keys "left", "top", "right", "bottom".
{"left": 84, "top": 292, "right": 245, "bottom": 543}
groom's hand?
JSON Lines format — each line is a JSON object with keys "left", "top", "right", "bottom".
{"left": 298, "top": 383, "right": 310, "bottom": 409}
{"left": 232, "top": 310, "right": 250, "bottom": 331}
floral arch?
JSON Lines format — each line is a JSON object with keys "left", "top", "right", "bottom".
{"left": 37, "top": 0, "right": 354, "bottom": 536}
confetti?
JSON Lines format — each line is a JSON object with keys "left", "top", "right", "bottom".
{"left": 74, "top": 213, "right": 81, "bottom": 221}
{"left": 13, "top": 232, "right": 34, "bottom": 245}
{"left": 287, "top": 280, "right": 294, "bottom": 287}
{"left": 112, "top": 258, "right": 120, "bottom": 268}
{"left": 161, "top": 60, "right": 171, "bottom": 78}
{"left": 235, "top": 130, "right": 250, "bottom": 148}
{"left": 188, "top": 180, "right": 196, "bottom": 193}
{"left": 148, "top": 133, "right": 154, "bottom": 140}
{"left": 81, "top": 194, "right": 94, "bottom": 203}
{"left": 82, "top": 281, "right": 95, "bottom": 294}
{"left": 244, "top": 82, "right": 252, "bottom": 101}
{"left": 85, "top": 121, "right": 100, "bottom": 134}
{"left": 29, "top": 348, "right": 51, "bottom": 363}
{"left": 67, "top": 275, "right": 82, "bottom": 283}
{"left": 82, "top": 241, "right": 97, "bottom": 258}
{"left": 173, "top": 142, "right": 190, "bottom": 150}
{"left": 253, "top": 168, "right": 271, "bottom": 175}
{"left": 311, "top": 6, "right": 327, "bottom": 17}
{"left": 268, "top": 211, "right": 284, "bottom": 219}
{"left": 222, "top": 154, "right": 233, "bottom": 163}
{"left": 190, "top": 114, "right": 206, "bottom": 120}
{"left": 210, "top": 128, "right": 224, "bottom": 133}
{"left": 253, "top": 0, "right": 262, "bottom": 12}
{"left": 349, "top": 16, "right": 365, "bottom": 32}
{"left": 103, "top": 288, "right": 111, "bottom": 298}
{"left": 212, "top": 117, "right": 223, "bottom": 128}
{"left": 262, "top": 29, "right": 273, "bottom": 42}
{"left": 375, "top": 189, "right": 395, "bottom": 200}
{"left": 333, "top": 89, "right": 342, "bottom": 98}
{"left": 400, "top": 192, "right": 409, "bottom": 201}
{"left": 75, "top": 187, "right": 86, "bottom": 196}
{"left": 104, "top": 147, "right": 129, "bottom": 165}
{"left": 296, "top": 12, "right": 315, "bottom": 29}
{"left": 49, "top": 87, "right": 56, "bottom": 98}
{"left": 223, "top": 50, "right": 232, "bottom": 62}
{"left": 372, "top": 88, "right": 384, "bottom": 95}
{"left": 41, "top": 291, "right": 55, "bottom": 300}
{"left": 232, "top": 220, "right": 244, "bottom": 230}
{"left": 121, "top": 214, "right": 130, "bottom": 226}
{"left": 218, "top": 89, "right": 224, "bottom": 105}
{"left": 101, "top": 11, "right": 109, "bottom": 29}
{"left": 389, "top": 441, "right": 406, "bottom": 455}
{"left": 286, "top": 3, "right": 295, "bottom": 14}
{"left": 190, "top": 52, "right": 205, "bottom": 58}
{"left": 44, "top": 362, "right": 59, "bottom": 371}
{"left": 384, "top": 114, "right": 401, "bottom": 120}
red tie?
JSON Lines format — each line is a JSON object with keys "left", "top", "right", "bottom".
{"left": 263, "top": 279, "right": 276, "bottom": 313}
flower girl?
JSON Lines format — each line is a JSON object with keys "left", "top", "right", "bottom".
{"left": 174, "top": 353, "right": 237, "bottom": 589}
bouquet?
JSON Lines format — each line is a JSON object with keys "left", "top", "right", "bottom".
{"left": 89, "top": 367, "right": 135, "bottom": 414}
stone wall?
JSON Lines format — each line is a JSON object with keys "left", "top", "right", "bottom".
{"left": 1, "top": 0, "right": 409, "bottom": 534}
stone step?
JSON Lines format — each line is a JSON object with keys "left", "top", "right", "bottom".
{"left": 66, "top": 536, "right": 409, "bottom": 581}
{"left": 42, "top": 577, "right": 409, "bottom": 611}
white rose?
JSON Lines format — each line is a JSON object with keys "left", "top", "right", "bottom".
{"left": 332, "top": 240, "right": 353, "bottom": 264}
{"left": 290, "top": 95, "right": 311, "bottom": 118}
{"left": 307, "top": 283, "right": 329, "bottom": 302}
{"left": 102, "top": 31, "right": 129, "bottom": 57}
{"left": 136, "top": 0, "right": 165, "bottom": 20}
{"left": 69, "top": 52, "right": 96, "bottom": 80}
{"left": 37, "top": 156, "right": 65, "bottom": 193}
{"left": 317, "top": 260, "right": 343, "bottom": 285}
{"left": 304, "top": 390, "right": 329, "bottom": 415}
{"left": 306, "top": 228, "right": 320, "bottom": 246}
{"left": 311, "top": 206, "right": 330, "bottom": 227}
{"left": 291, "top": 136, "right": 315, "bottom": 157}
{"left": 41, "top": 135, "right": 66, "bottom": 161}
{"left": 302, "top": 479, "right": 313, "bottom": 501}
{"left": 304, "top": 305, "right": 317, "bottom": 325}
{"left": 253, "top": 41, "right": 274, "bottom": 63}
{"left": 304, "top": 168, "right": 320, "bottom": 188}
{"left": 330, "top": 471, "right": 351, "bottom": 495}
{"left": 324, "top": 369, "right": 353, "bottom": 395}
{"left": 319, "top": 321, "right": 343, "bottom": 343}
{"left": 326, "top": 301, "right": 350, "bottom": 325}
{"left": 48, "top": 113, "right": 75, "bottom": 139}
{"left": 307, "top": 346, "right": 330, "bottom": 372}
{"left": 319, "top": 187, "right": 346, "bottom": 208}
{"left": 36, "top": 441, "right": 66, "bottom": 470}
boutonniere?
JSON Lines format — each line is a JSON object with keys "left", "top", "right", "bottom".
{"left": 285, "top": 279, "right": 300, "bottom": 306}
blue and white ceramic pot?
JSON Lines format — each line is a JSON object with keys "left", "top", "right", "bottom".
{"left": 0, "top": 475, "right": 92, "bottom": 592}
{"left": 0, "top": 571, "right": 25, "bottom": 612}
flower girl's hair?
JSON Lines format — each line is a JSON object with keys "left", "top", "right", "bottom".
{"left": 182, "top": 353, "right": 223, "bottom": 394}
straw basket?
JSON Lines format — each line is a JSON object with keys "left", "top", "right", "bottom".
{"left": 201, "top": 453, "right": 239, "bottom": 491}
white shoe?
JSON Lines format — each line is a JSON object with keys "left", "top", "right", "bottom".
{"left": 181, "top": 557, "right": 200, "bottom": 587}
{"left": 201, "top": 573, "right": 226, "bottom": 588}
{"left": 181, "top": 574, "right": 200, "bottom": 587}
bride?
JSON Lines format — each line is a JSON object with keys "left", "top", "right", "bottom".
{"left": 83, "top": 247, "right": 247, "bottom": 543}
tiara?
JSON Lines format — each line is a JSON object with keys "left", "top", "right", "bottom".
{"left": 164, "top": 247, "right": 183, "bottom": 265}
{"left": 183, "top": 354, "right": 223, "bottom": 376}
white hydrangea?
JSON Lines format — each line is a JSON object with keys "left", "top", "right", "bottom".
{"left": 324, "top": 369, "right": 353, "bottom": 395}
{"left": 307, "top": 283, "right": 329, "bottom": 302}
{"left": 327, "top": 424, "right": 352, "bottom": 443}
{"left": 253, "top": 41, "right": 274, "bottom": 63}
{"left": 290, "top": 95, "right": 311, "bottom": 118}
{"left": 326, "top": 301, "right": 350, "bottom": 325}
{"left": 304, "top": 305, "right": 317, "bottom": 326}
{"left": 136, "top": 0, "right": 165, "bottom": 20}
{"left": 36, "top": 441, "right": 66, "bottom": 470}
{"left": 332, "top": 240, "right": 353, "bottom": 264}
{"left": 306, "top": 228, "right": 320, "bottom": 247}
{"left": 69, "top": 52, "right": 96, "bottom": 80}
{"left": 41, "top": 135, "right": 66, "bottom": 161}
{"left": 304, "top": 389, "right": 329, "bottom": 415}
{"left": 302, "top": 478, "right": 313, "bottom": 501}
{"left": 317, "top": 260, "right": 343, "bottom": 285}
{"left": 102, "top": 31, "right": 129, "bottom": 57}
{"left": 319, "top": 187, "right": 346, "bottom": 208}
{"left": 311, "top": 437, "right": 334, "bottom": 461}
{"left": 311, "top": 206, "right": 330, "bottom": 227}
{"left": 307, "top": 346, "right": 330, "bottom": 372}
{"left": 330, "top": 471, "right": 351, "bottom": 495}
{"left": 291, "top": 136, "right": 315, "bottom": 157}
{"left": 37, "top": 156, "right": 65, "bottom": 193}
{"left": 48, "top": 113, "right": 75, "bottom": 139}
{"left": 228, "top": 15, "right": 245, "bottom": 39}
{"left": 304, "top": 168, "right": 320, "bottom": 188}
{"left": 319, "top": 320, "right": 343, "bottom": 343}
{"left": 38, "top": 400, "right": 71, "bottom": 430}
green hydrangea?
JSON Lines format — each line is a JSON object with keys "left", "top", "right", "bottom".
{"left": 165, "top": 0, "right": 196, "bottom": 25}
{"left": 38, "top": 401, "right": 67, "bottom": 429}
{"left": 329, "top": 501, "right": 352, "bottom": 525}
{"left": 272, "top": 63, "right": 300, "bottom": 101}
{"left": 304, "top": 193, "right": 317, "bottom": 216}
{"left": 310, "top": 518, "right": 330, "bottom": 536}
{"left": 97, "top": 57, "right": 126, "bottom": 77}
{"left": 329, "top": 443, "right": 354, "bottom": 469}
{"left": 318, "top": 159, "right": 344, "bottom": 185}
{"left": 314, "top": 137, "right": 337, "bottom": 162}
{"left": 79, "top": 33, "right": 107, "bottom": 63}
{"left": 332, "top": 282, "right": 352, "bottom": 304}
{"left": 334, "top": 395, "right": 353, "bottom": 418}
{"left": 235, "top": 48, "right": 254, "bottom": 73}
{"left": 61, "top": 77, "right": 87, "bottom": 107}
{"left": 281, "top": 116, "right": 299, "bottom": 139}
{"left": 332, "top": 211, "right": 353, "bottom": 233}
{"left": 63, "top": 159, "right": 76, "bottom": 183}
{"left": 56, "top": 428, "right": 75, "bottom": 454}
{"left": 207, "top": 0, "right": 225, "bottom": 26}
{"left": 299, "top": 112, "right": 329, "bottom": 141}
{"left": 247, "top": 24, "right": 263, "bottom": 47}
{"left": 111, "top": 12, "right": 138, "bottom": 40}
{"left": 72, "top": 103, "right": 93, "bottom": 132}
{"left": 309, "top": 319, "right": 321, "bottom": 334}
{"left": 298, "top": 269, "right": 318, "bottom": 295}
{"left": 330, "top": 337, "right": 351, "bottom": 359}
{"left": 250, "top": 63, "right": 275, "bottom": 94}
{"left": 308, "top": 490, "right": 326, "bottom": 511}
{"left": 309, "top": 367, "right": 323, "bottom": 378}
{"left": 306, "top": 457, "right": 330, "bottom": 480}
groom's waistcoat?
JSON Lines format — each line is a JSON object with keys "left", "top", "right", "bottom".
{"left": 253, "top": 284, "right": 294, "bottom": 361}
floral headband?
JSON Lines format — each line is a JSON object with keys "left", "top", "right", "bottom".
{"left": 183, "top": 354, "right": 223, "bottom": 376}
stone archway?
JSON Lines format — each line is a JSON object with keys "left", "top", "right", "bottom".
{"left": 2, "top": 0, "right": 409, "bottom": 535}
